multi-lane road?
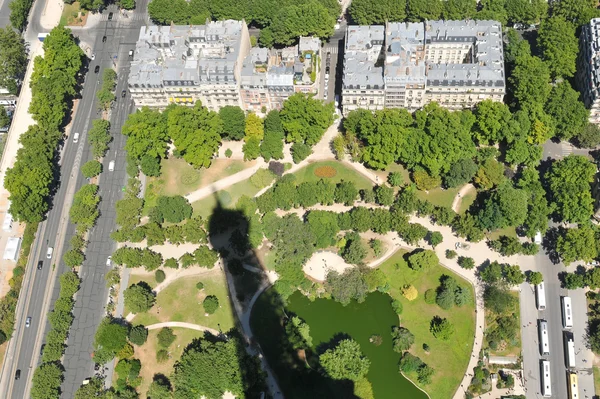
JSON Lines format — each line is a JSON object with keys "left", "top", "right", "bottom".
{"left": 0, "top": 1, "right": 147, "bottom": 397}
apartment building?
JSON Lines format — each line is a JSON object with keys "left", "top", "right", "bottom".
{"left": 578, "top": 18, "right": 600, "bottom": 124}
{"left": 341, "top": 20, "right": 505, "bottom": 116}
{"left": 128, "top": 21, "right": 320, "bottom": 113}
{"left": 128, "top": 20, "right": 251, "bottom": 111}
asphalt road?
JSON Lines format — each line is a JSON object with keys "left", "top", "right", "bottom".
{"left": 0, "top": 2, "right": 147, "bottom": 398}
{"left": 0, "top": 0, "right": 10, "bottom": 30}
{"left": 319, "top": 22, "right": 345, "bottom": 104}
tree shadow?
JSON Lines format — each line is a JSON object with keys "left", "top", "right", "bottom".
{"left": 205, "top": 195, "right": 360, "bottom": 399}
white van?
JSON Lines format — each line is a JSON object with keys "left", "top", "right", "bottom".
{"left": 46, "top": 247, "right": 53, "bottom": 259}
{"left": 73, "top": 132, "right": 80, "bottom": 143}
{"left": 534, "top": 231, "right": 542, "bottom": 245}
{"left": 108, "top": 160, "right": 115, "bottom": 172}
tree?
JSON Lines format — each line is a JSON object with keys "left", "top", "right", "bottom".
{"left": 399, "top": 352, "right": 423, "bottom": 373}
{"left": 537, "top": 17, "right": 579, "bottom": 79}
{"left": 0, "top": 27, "right": 27, "bottom": 94}
{"left": 528, "top": 271, "right": 543, "bottom": 286}
{"left": 407, "top": 250, "right": 438, "bottom": 272}
{"left": 509, "top": 54, "right": 551, "bottom": 110}
{"left": 407, "top": 0, "right": 443, "bottom": 20}
{"left": 167, "top": 102, "right": 223, "bottom": 168}
{"left": 88, "top": 119, "right": 111, "bottom": 159}
{"left": 473, "top": 158, "right": 505, "bottom": 190}
{"left": 388, "top": 171, "right": 403, "bottom": 187}
{"left": 484, "top": 285, "right": 516, "bottom": 314}
{"left": 290, "top": 142, "right": 312, "bottom": 163}
{"left": 443, "top": 0, "right": 477, "bottom": 19}
{"left": 219, "top": 106, "right": 246, "bottom": 140}
{"left": 94, "top": 317, "right": 128, "bottom": 362}
{"left": 341, "top": 234, "right": 368, "bottom": 265}
{"left": 81, "top": 160, "right": 102, "bottom": 178}
{"left": 140, "top": 155, "right": 161, "bottom": 177}
{"left": 153, "top": 196, "right": 193, "bottom": 224}
{"left": 244, "top": 113, "right": 264, "bottom": 142}
{"left": 128, "top": 325, "right": 148, "bottom": 346}
{"left": 402, "top": 285, "right": 418, "bottom": 301}
{"left": 9, "top": 0, "right": 34, "bottom": 32}
{"left": 64, "top": 248, "right": 84, "bottom": 267}
{"left": 428, "top": 231, "right": 443, "bottom": 248}
{"left": 477, "top": 183, "right": 528, "bottom": 231}
{"left": 147, "top": 380, "right": 172, "bottom": 399}
{"left": 391, "top": 326, "right": 414, "bottom": 352}
{"left": 417, "top": 364, "right": 435, "bottom": 385}
{"left": 375, "top": 185, "right": 394, "bottom": 206}
{"left": 285, "top": 316, "right": 313, "bottom": 349}
{"left": 349, "top": 0, "right": 406, "bottom": 24}
{"left": 124, "top": 283, "right": 155, "bottom": 313}
{"left": 325, "top": 268, "right": 368, "bottom": 305}
{"left": 445, "top": 158, "right": 478, "bottom": 188}
{"left": 203, "top": 295, "right": 219, "bottom": 314}
{"left": 546, "top": 155, "right": 596, "bottom": 223}
{"left": 122, "top": 107, "right": 168, "bottom": 161}
{"left": 557, "top": 226, "right": 599, "bottom": 265}
{"left": 457, "top": 256, "right": 475, "bottom": 269}
{"left": 31, "top": 362, "right": 63, "bottom": 399}
{"left": 334, "top": 181, "right": 358, "bottom": 205}
{"left": 575, "top": 123, "right": 600, "bottom": 148}
{"left": 157, "top": 327, "right": 176, "bottom": 348}
{"left": 503, "top": 264, "right": 525, "bottom": 286}
{"left": 553, "top": 0, "right": 599, "bottom": 28}
{"left": 243, "top": 136, "right": 261, "bottom": 161}
{"left": 319, "top": 339, "right": 370, "bottom": 381}
{"left": 480, "top": 261, "right": 504, "bottom": 284}
{"left": 430, "top": 316, "right": 454, "bottom": 340}
{"left": 545, "top": 81, "right": 589, "bottom": 140}
{"left": 280, "top": 93, "right": 334, "bottom": 145}
{"left": 261, "top": 110, "right": 285, "bottom": 160}
{"left": 307, "top": 210, "right": 340, "bottom": 249}
{"left": 505, "top": 0, "right": 547, "bottom": 24}
{"left": 413, "top": 170, "right": 442, "bottom": 190}
{"left": 173, "top": 333, "right": 265, "bottom": 398}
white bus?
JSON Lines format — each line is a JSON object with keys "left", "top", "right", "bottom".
{"left": 566, "top": 337, "right": 576, "bottom": 368}
{"left": 562, "top": 296, "right": 573, "bottom": 329}
{"left": 541, "top": 360, "right": 552, "bottom": 397}
{"left": 539, "top": 320, "right": 550, "bottom": 356}
{"left": 536, "top": 282, "right": 546, "bottom": 310}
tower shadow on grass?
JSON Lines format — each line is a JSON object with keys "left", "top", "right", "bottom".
{"left": 202, "top": 195, "right": 359, "bottom": 399}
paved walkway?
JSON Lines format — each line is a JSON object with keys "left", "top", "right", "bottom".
{"left": 146, "top": 321, "right": 219, "bottom": 336}
{"left": 452, "top": 183, "right": 475, "bottom": 213}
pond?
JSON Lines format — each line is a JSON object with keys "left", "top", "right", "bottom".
{"left": 250, "top": 288, "right": 428, "bottom": 399}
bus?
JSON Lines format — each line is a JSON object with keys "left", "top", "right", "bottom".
{"left": 565, "top": 336, "right": 576, "bottom": 368}
{"left": 539, "top": 319, "right": 550, "bottom": 356}
{"left": 541, "top": 360, "right": 552, "bottom": 397}
{"left": 568, "top": 372, "right": 579, "bottom": 399}
{"left": 562, "top": 296, "right": 574, "bottom": 329}
{"left": 536, "top": 282, "right": 547, "bottom": 310}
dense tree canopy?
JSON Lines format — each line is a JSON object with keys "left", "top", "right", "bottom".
{"left": 537, "top": 17, "right": 579, "bottom": 80}
{"left": 0, "top": 27, "right": 27, "bottom": 94}
{"left": 349, "top": 0, "right": 406, "bottom": 24}
{"left": 319, "top": 339, "right": 370, "bottom": 381}
{"left": 219, "top": 105, "right": 246, "bottom": 141}
{"left": 122, "top": 107, "right": 168, "bottom": 161}
{"left": 280, "top": 93, "right": 334, "bottom": 146}
{"left": 544, "top": 82, "right": 589, "bottom": 140}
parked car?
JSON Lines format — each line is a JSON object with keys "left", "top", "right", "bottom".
{"left": 106, "top": 256, "right": 112, "bottom": 266}
{"left": 94, "top": 65, "right": 100, "bottom": 73}
{"left": 108, "top": 160, "right": 115, "bottom": 172}
{"left": 108, "top": 12, "right": 113, "bottom": 20}
{"left": 121, "top": 90, "right": 126, "bottom": 98}
{"left": 91, "top": 53, "right": 95, "bottom": 60}
{"left": 102, "top": 36, "right": 107, "bottom": 42}
{"left": 128, "top": 49, "right": 134, "bottom": 58}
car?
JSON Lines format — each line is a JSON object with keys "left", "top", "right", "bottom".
{"left": 40, "top": 344, "right": 45, "bottom": 356}
{"left": 46, "top": 247, "right": 53, "bottom": 259}
{"left": 106, "top": 256, "right": 112, "bottom": 267}
{"left": 102, "top": 35, "right": 107, "bottom": 42}
{"left": 334, "top": 24, "right": 340, "bottom": 30}
{"left": 108, "top": 12, "right": 113, "bottom": 20}
{"left": 327, "top": 51, "right": 331, "bottom": 58}
{"left": 534, "top": 231, "right": 542, "bottom": 245}
{"left": 91, "top": 53, "right": 95, "bottom": 60}
{"left": 37, "top": 261, "right": 43, "bottom": 270}
{"left": 325, "top": 73, "right": 330, "bottom": 81}
{"left": 108, "top": 160, "right": 115, "bottom": 172}
{"left": 128, "top": 49, "right": 134, "bottom": 58}
{"left": 325, "top": 66, "right": 330, "bottom": 74}
{"left": 15, "top": 370, "right": 20, "bottom": 380}
{"left": 121, "top": 90, "right": 126, "bottom": 98}
{"left": 73, "top": 132, "right": 80, "bottom": 143}
{"left": 25, "top": 317, "right": 31, "bottom": 328}
{"left": 94, "top": 65, "right": 100, "bottom": 73}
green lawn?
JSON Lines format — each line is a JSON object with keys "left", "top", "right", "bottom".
{"left": 485, "top": 291, "right": 521, "bottom": 357}
{"left": 60, "top": 2, "right": 87, "bottom": 26}
{"left": 372, "top": 163, "right": 411, "bottom": 187}
{"left": 191, "top": 178, "right": 261, "bottom": 219}
{"left": 379, "top": 251, "right": 476, "bottom": 399}
{"left": 291, "top": 161, "right": 374, "bottom": 191}
{"left": 132, "top": 273, "right": 235, "bottom": 332}
{"left": 458, "top": 186, "right": 477, "bottom": 214}
{"left": 135, "top": 327, "right": 205, "bottom": 397}
{"left": 144, "top": 158, "right": 248, "bottom": 212}
{"left": 416, "top": 186, "right": 459, "bottom": 209}
{"left": 487, "top": 226, "right": 518, "bottom": 240}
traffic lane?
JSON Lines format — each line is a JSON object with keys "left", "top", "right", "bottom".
{"left": 571, "top": 288, "right": 595, "bottom": 396}
{"left": 0, "top": 0, "right": 10, "bottom": 30}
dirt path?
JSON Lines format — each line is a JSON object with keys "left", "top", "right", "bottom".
{"left": 146, "top": 321, "right": 219, "bottom": 336}
{"left": 451, "top": 183, "right": 475, "bottom": 213}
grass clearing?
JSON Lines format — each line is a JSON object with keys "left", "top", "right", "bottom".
{"left": 134, "top": 327, "right": 205, "bottom": 396}
{"left": 372, "top": 163, "right": 411, "bottom": 186}
{"left": 144, "top": 158, "right": 249, "bottom": 212}
{"left": 487, "top": 226, "right": 518, "bottom": 240}
{"left": 458, "top": 186, "right": 477, "bottom": 214}
{"left": 132, "top": 273, "right": 235, "bottom": 331}
{"left": 191, "top": 178, "right": 260, "bottom": 219}
{"left": 292, "top": 161, "right": 373, "bottom": 191}
{"left": 379, "top": 251, "right": 476, "bottom": 399}
{"left": 416, "top": 186, "right": 459, "bottom": 209}
{"left": 60, "top": 2, "right": 87, "bottom": 26}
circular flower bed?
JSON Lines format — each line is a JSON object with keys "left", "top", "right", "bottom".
{"left": 314, "top": 166, "right": 337, "bottom": 178}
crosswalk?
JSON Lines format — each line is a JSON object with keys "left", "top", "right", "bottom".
{"left": 561, "top": 143, "right": 573, "bottom": 157}
{"left": 324, "top": 46, "right": 339, "bottom": 55}
{"left": 99, "top": 12, "right": 147, "bottom": 22}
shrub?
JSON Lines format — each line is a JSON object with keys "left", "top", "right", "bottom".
{"left": 457, "top": 256, "right": 475, "bottom": 270}
{"left": 391, "top": 299, "right": 403, "bottom": 314}
{"left": 430, "top": 316, "right": 455, "bottom": 341}
{"left": 388, "top": 171, "right": 403, "bottom": 187}
{"left": 369, "top": 334, "right": 382, "bottom": 346}
{"left": 157, "top": 327, "right": 176, "bottom": 348}
{"left": 399, "top": 352, "right": 423, "bottom": 373}
{"left": 424, "top": 289, "right": 436, "bottom": 304}
{"left": 203, "top": 295, "right": 219, "bottom": 314}
{"left": 445, "top": 249, "right": 457, "bottom": 259}
{"left": 250, "top": 169, "right": 276, "bottom": 189}
{"left": 391, "top": 326, "right": 414, "bottom": 353}
{"left": 225, "top": 148, "right": 233, "bottom": 158}
{"left": 402, "top": 285, "right": 418, "bottom": 301}
{"left": 128, "top": 325, "right": 148, "bottom": 346}
{"left": 413, "top": 170, "right": 442, "bottom": 190}
{"left": 156, "top": 349, "right": 169, "bottom": 363}
{"left": 164, "top": 258, "right": 178, "bottom": 269}
{"left": 314, "top": 166, "right": 337, "bottom": 178}
{"left": 180, "top": 170, "right": 200, "bottom": 185}
{"left": 196, "top": 282, "right": 204, "bottom": 290}
{"left": 155, "top": 269, "right": 166, "bottom": 283}
{"left": 422, "top": 343, "right": 430, "bottom": 352}
{"left": 81, "top": 160, "right": 102, "bottom": 178}
{"left": 291, "top": 142, "right": 312, "bottom": 163}
{"left": 268, "top": 161, "right": 285, "bottom": 176}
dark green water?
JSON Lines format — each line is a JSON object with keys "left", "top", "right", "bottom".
{"left": 250, "top": 288, "right": 427, "bottom": 399}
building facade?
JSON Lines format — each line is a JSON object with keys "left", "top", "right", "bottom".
{"left": 341, "top": 20, "right": 505, "bottom": 116}
{"left": 578, "top": 18, "right": 600, "bottom": 124}
{"left": 128, "top": 22, "right": 319, "bottom": 113}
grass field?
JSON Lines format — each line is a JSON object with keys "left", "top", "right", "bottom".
{"left": 132, "top": 274, "right": 235, "bottom": 331}
{"left": 487, "top": 226, "right": 518, "bottom": 240}
{"left": 292, "top": 161, "right": 374, "bottom": 191}
{"left": 60, "top": 2, "right": 87, "bottom": 26}
{"left": 378, "top": 251, "right": 476, "bottom": 399}
{"left": 144, "top": 158, "right": 248, "bottom": 212}
{"left": 191, "top": 178, "right": 261, "bottom": 219}
{"left": 485, "top": 291, "right": 521, "bottom": 356}
{"left": 458, "top": 186, "right": 477, "bottom": 214}
{"left": 416, "top": 186, "right": 459, "bottom": 209}
{"left": 134, "top": 327, "right": 205, "bottom": 396}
